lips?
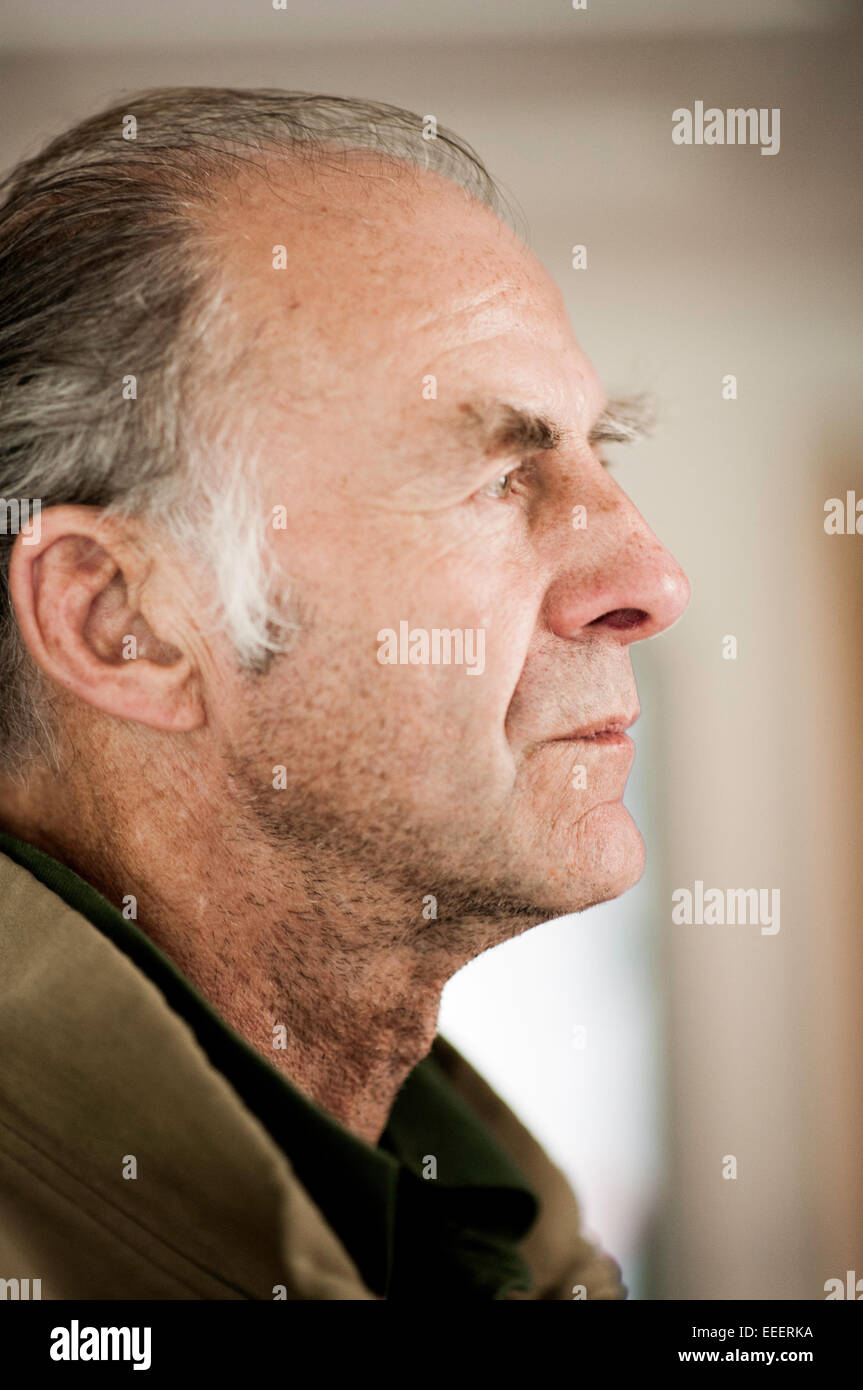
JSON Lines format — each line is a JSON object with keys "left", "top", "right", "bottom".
{"left": 571, "top": 730, "right": 632, "bottom": 746}
{"left": 552, "top": 713, "right": 639, "bottom": 742}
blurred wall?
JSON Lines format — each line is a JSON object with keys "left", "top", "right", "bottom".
{"left": 1, "top": 13, "right": 860, "bottom": 1299}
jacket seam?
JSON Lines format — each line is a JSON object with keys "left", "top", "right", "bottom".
{"left": 0, "top": 1115, "right": 256, "bottom": 1299}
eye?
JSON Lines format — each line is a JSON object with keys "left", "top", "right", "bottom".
{"left": 478, "top": 465, "right": 521, "bottom": 500}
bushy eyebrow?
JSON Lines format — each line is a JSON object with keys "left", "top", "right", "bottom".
{"left": 456, "top": 400, "right": 561, "bottom": 456}
{"left": 589, "top": 394, "right": 656, "bottom": 446}
{"left": 456, "top": 393, "right": 654, "bottom": 460}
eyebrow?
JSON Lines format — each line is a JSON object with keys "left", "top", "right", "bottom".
{"left": 456, "top": 393, "right": 655, "bottom": 460}
{"left": 589, "top": 394, "right": 656, "bottom": 446}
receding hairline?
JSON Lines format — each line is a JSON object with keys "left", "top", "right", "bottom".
{"left": 189, "top": 139, "right": 512, "bottom": 247}
{"left": 185, "top": 143, "right": 527, "bottom": 391}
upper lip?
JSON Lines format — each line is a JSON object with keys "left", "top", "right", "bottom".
{"left": 550, "top": 711, "right": 639, "bottom": 740}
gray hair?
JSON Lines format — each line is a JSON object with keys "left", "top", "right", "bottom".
{"left": 0, "top": 87, "right": 501, "bottom": 772}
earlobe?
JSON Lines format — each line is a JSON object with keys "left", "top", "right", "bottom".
{"left": 8, "top": 506, "right": 206, "bottom": 734}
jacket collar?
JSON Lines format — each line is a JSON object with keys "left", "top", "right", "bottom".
{"left": 0, "top": 832, "right": 537, "bottom": 1299}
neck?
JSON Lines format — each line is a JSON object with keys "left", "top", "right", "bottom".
{"left": 0, "top": 752, "right": 453, "bottom": 1147}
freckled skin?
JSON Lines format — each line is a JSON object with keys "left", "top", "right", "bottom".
{"left": 1, "top": 154, "right": 689, "bottom": 1143}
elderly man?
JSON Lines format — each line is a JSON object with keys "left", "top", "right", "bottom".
{"left": 0, "top": 89, "right": 688, "bottom": 1301}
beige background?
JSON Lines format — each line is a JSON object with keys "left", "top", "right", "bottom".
{"left": 1, "top": 0, "right": 860, "bottom": 1298}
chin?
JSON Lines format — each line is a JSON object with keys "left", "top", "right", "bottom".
{"left": 534, "top": 800, "right": 646, "bottom": 914}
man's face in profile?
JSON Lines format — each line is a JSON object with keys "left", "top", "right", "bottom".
{"left": 193, "top": 155, "right": 689, "bottom": 945}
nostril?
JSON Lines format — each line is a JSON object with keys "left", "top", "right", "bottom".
{"left": 591, "top": 607, "right": 648, "bottom": 631}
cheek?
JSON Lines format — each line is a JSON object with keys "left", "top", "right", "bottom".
{"left": 369, "top": 583, "right": 538, "bottom": 742}
{"left": 259, "top": 618, "right": 517, "bottom": 800}
{"left": 262, "top": 531, "right": 541, "bottom": 786}
{"left": 374, "top": 663, "right": 511, "bottom": 768}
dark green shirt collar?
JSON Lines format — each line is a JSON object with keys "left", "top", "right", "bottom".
{"left": 0, "top": 831, "right": 538, "bottom": 1299}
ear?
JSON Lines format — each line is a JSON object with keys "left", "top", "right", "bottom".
{"left": 8, "top": 505, "right": 205, "bottom": 732}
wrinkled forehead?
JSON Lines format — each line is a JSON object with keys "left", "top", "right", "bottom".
{"left": 203, "top": 152, "right": 599, "bottom": 432}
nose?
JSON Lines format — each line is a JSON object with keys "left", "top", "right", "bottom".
{"left": 542, "top": 475, "right": 690, "bottom": 644}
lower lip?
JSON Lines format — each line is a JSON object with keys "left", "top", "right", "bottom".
{"left": 555, "top": 732, "right": 633, "bottom": 747}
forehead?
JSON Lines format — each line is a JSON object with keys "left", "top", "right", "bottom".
{"left": 206, "top": 153, "right": 602, "bottom": 430}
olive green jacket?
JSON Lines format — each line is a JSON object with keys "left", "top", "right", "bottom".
{"left": 0, "top": 846, "right": 626, "bottom": 1300}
